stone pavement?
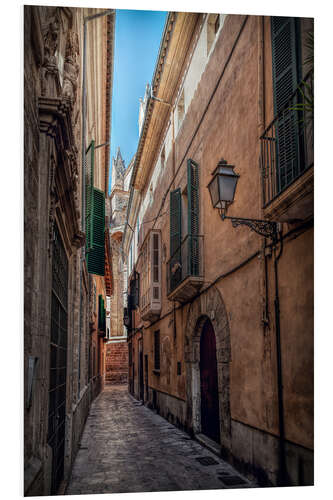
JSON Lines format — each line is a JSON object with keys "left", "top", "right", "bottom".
{"left": 66, "top": 385, "right": 255, "bottom": 495}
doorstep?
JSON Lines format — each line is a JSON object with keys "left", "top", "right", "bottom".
{"left": 195, "top": 433, "right": 221, "bottom": 457}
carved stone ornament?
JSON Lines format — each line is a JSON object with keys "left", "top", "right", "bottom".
{"left": 62, "top": 30, "right": 80, "bottom": 105}
{"left": 115, "top": 195, "right": 127, "bottom": 211}
{"left": 39, "top": 96, "right": 84, "bottom": 252}
{"left": 41, "top": 10, "right": 61, "bottom": 97}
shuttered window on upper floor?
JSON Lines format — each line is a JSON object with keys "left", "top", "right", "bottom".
{"left": 271, "top": 17, "right": 302, "bottom": 193}
{"left": 187, "top": 159, "right": 200, "bottom": 276}
{"left": 168, "top": 160, "right": 200, "bottom": 293}
{"left": 85, "top": 140, "right": 105, "bottom": 276}
{"left": 271, "top": 17, "right": 300, "bottom": 114}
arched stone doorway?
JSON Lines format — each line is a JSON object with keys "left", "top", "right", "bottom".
{"left": 184, "top": 286, "right": 231, "bottom": 453}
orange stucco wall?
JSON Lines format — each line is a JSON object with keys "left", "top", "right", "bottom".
{"left": 128, "top": 13, "right": 313, "bottom": 465}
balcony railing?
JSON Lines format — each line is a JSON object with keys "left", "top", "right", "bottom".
{"left": 167, "top": 234, "right": 204, "bottom": 301}
{"left": 260, "top": 70, "right": 313, "bottom": 207}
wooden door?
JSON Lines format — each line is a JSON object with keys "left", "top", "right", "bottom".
{"left": 200, "top": 318, "right": 220, "bottom": 443}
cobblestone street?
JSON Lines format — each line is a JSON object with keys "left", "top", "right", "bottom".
{"left": 66, "top": 385, "right": 255, "bottom": 495}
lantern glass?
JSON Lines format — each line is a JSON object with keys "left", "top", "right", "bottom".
{"left": 208, "top": 175, "right": 220, "bottom": 208}
{"left": 218, "top": 174, "right": 238, "bottom": 202}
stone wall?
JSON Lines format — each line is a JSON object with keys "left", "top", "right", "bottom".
{"left": 24, "top": 6, "right": 114, "bottom": 495}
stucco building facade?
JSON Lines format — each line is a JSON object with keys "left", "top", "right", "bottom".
{"left": 24, "top": 6, "right": 114, "bottom": 495}
{"left": 123, "top": 12, "right": 313, "bottom": 487}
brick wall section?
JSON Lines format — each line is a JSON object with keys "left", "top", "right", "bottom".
{"left": 105, "top": 342, "right": 128, "bottom": 384}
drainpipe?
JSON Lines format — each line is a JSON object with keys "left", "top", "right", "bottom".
{"left": 78, "top": 8, "right": 114, "bottom": 397}
{"left": 258, "top": 16, "right": 270, "bottom": 325}
{"left": 257, "top": 15, "right": 288, "bottom": 485}
{"left": 273, "top": 233, "right": 288, "bottom": 486}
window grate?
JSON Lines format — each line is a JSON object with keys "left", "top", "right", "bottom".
{"left": 195, "top": 456, "right": 219, "bottom": 466}
{"left": 48, "top": 222, "right": 68, "bottom": 495}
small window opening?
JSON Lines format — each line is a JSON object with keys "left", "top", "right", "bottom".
{"left": 207, "top": 14, "right": 220, "bottom": 54}
{"left": 177, "top": 89, "right": 185, "bottom": 125}
{"left": 161, "top": 145, "right": 165, "bottom": 169}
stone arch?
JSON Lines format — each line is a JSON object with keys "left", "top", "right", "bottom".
{"left": 184, "top": 285, "right": 231, "bottom": 451}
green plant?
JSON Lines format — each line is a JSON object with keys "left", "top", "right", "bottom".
{"left": 289, "top": 28, "right": 314, "bottom": 144}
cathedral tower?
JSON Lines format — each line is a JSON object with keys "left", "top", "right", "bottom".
{"left": 105, "top": 149, "right": 133, "bottom": 384}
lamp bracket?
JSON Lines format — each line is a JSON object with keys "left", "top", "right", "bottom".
{"left": 222, "top": 214, "right": 278, "bottom": 242}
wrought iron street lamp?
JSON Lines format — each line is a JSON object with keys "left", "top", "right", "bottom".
{"left": 207, "top": 159, "right": 279, "bottom": 242}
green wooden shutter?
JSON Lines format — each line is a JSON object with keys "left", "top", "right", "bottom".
{"left": 170, "top": 188, "right": 182, "bottom": 289}
{"left": 271, "top": 17, "right": 300, "bottom": 192}
{"left": 86, "top": 187, "right": 105, "bottom": 276}
{"left": 187, "top": 159, "right": 199, "bottom": 276}
{"left": 85, "top": 140, "right": 95, "bottom": 251}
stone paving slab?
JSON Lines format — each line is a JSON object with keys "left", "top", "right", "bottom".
{"left": 66, "top": 385, "right": 256, "bottom": 495}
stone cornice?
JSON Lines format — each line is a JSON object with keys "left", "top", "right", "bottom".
{"left": 39, "top": 96, "right": 76, "bottom": 153}
{"left": 110, "top": 187, "right": 130, "bottom": 198}
{"left": 132, "top": 12, "right": 200, "bottom": 193}
{"left": 105, "top": 12, "right": 115, "bottom": 195}
{"left": 39, "top": 95, "right": 84, "bottom": 252}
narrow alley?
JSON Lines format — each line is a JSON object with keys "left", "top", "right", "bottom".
{"left": 24, "top": 6, "right": 314, "bottom": 495}
{"left": 66, "top": 385, "right": 254, "bottom": 495}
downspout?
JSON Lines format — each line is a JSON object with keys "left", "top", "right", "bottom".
{"left": 273, "top": 233, "right": 288, "bottom": 486}
{"left": 258, "top": 15, "right": 287, "bottom": 485}
{"left": 258, "top": 13, "right": 270, "bottom": 370}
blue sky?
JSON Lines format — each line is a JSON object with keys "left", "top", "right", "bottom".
{"left": 109, "top": 9, "right": 167, "bottom": 193}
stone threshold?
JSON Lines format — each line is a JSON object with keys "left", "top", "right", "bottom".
{"left": 194, "top": 433, "right": 221, "bottom": 457}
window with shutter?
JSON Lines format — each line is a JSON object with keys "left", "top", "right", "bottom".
{"left": 271, "top": 17, "right": 301, "bottom": 193}
{"left": 140, "top": 230, "right": 161, "bottom": 321}
{"left": 187, "top": 159, "right": 199, "bottom": 277}
{"left": 170, "top": 188, "right": 182, "bottom": 290}
{"left": 86, "top": 187, "right": 105, "bottom": 276}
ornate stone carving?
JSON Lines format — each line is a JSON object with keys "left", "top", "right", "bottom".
{"left": 115, "top": 195, "right": 127, "bottom": 211}
{"left": 62, "top": 30, "right": 80, "bottom": 105}
{"left": 41, "top": 10, "right": 61, "bottom": 97}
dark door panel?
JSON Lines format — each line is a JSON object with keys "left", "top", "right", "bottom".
{"left": 200, "top": 319, "right": 220, "bottom": 443}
